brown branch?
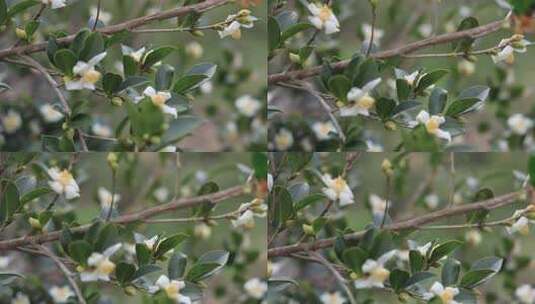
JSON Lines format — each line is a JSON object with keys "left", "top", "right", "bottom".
{"left": 0, "top": 0, "right": 231, "bottom": 60}
{"left": 268, "top": 189, "right": 525, "bottom": 257}
{"left": 0, "top": 185, "right": 246, "bottom": 251}
{"left": 268, "top": 18, "right": 507, "bottom": 84}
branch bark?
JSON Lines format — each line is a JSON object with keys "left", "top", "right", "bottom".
{"left": 268, "top": 189, "right": 525, "bottom": 257}
{"left": 0, "top": 184, "right": 246, "bottom": 251}
{"left": 268, "top": 18, "right": 507, "bottom": 84}
{"left": 0, "top": 0, "right": 231, "bottom": 60}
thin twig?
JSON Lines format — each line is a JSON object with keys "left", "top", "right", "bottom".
{"left": 309, "top": 251, "right": 357, "bottom": 304}
{"left": 36, "top": 244, "right": 86, "bottom": 304}
{"left": 92, "top": 0, "right": 102, "bottom": 31}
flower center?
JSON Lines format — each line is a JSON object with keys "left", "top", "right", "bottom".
{"left": 82, "top": 70, "right": 101, "bottom": 84}
{"left": 332, "top": 176, "right": 347, "bottom": 194}
{"left": 58, "top": 170, "right": 74, "bottom": 186}
{"left": 425, "top": 117, "right": 441, "bottom": 134}
{"left": 370, "top": 266, "right": 390, "bottom": 283}
{"left": 440, "top": 288, "right": 456, "bottom": 303}
{"left": 151, "top": 94, "right": 168, "bottom": 107}
{"left": 357, "top": 94, "right": 375, "bottom": 109}
{"left": 319, "top": 6, "right": 332, "bottom": 22}
{"left": 97, "top": 259, "right": 115, "bottom": 275}
{"left": 164, "top": 282, "right": 180, "bottom": 298}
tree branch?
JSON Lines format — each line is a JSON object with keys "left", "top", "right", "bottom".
{"left": 0, "top": 0, "right": 231, "bottom": 60}
{"left": 268, "top": 18, "right": 508, "bottom": 84}
{"left": 0, "top": 185, "right": 246, "bottom": 251}
{"left": 268, "top": 189, "right": 525, "bottom": 257}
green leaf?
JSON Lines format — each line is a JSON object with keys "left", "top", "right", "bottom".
{"left": 396, "top": 79, "right": 410, "bottom": 101}
{"left": 342, "top": 247, "right": 368, "bottom": 273}
{"left": 429, "top": 240, "right": 463, "bottom": 264}
{"left": 295, "top": 193, "right": 326, "bottom": 210}
{"left": 142, "top": 46, "right": 175, "bottom": 69}
{"left": 529, "top": 154, "right": 535, "bottom": 186}
{"left": 409, "top": 250, "right": 425, "bottom": 274}
{"left": 459, "top": 256, "right": 503, "bottom": 288}
{"left": 393, "top": 100, "right": 420, "bottom": 116}
{"left": 79, "top": 31, "right": 104, "bottom": 61}
{"left": 0, "top": 182, "right": 19, "bottom": 223}
{"left": 24, "top": 20, "right": 39, "bottom": 37}
{"left": 20, "top": 187, "right": 52, "bottom": 206}
{"left": 122, "top": 55, "right": 137, "bottom": 76}
{"left": 70, "top": 29, "right": 90, "bottom": 56}
{"left": 116, "top": 262, "right": 136, "bottom": 284}
{"left": 0, "top": 0, "right": 7, "bottom": 25}
{"left": 415, "top": 69, "right": 449, "bottom": 93}
{"left": 390, "top": 269, "right": 410, "bottom": 291}
{"left": 445, "top": 98, "right": 480, "bottom": 117}
{"left": 68, "top": 240, "right": 92, "bottom": 265}
{"left": 186, "top": 263, "right": 221, "bottom": 282}
{"left": 252, "top": 152, "right": 267, "bottom": 180}
{"left": 156, "top": 116, "right": 203, "bottom": 148}
{"left": 404, "top": 271, "right": 435, "bottom": 287}
{"left": 452, "top": 17, "right": 479, "bottom": 52}
{"left": 328, "top": 75, "right": 351, "bottom": 102}
{"left": 94, "top": 223, "right": 118, "bottom": 252}
{"left": 168, "top": 252, "right": 187, "bottom": 279}
{"left": 54, "top": 49, "right": 78, "bottom": 75}
{"left": 155, "top": 64, "right": 175, "bottom": 91}
{"left": 272, "top": 186, "right": 294, "bottom": 228}
{"left": 132, "top": 264, "right": 161, "bottom": 280}
{"left": 118, "top": 76, "right": 149, "bottom": 92}
{"left": 135, "top": 243, "right": 151, "bottom": 266}
{"left": 6, "top": 0, "right": 39, "bottom": 19}
{"left": 186, "top": 250, "right": 229, "bottom": 281}
{"left": 155, "top": 233, "right": 188, "bottom": 258}
{"left": 376, "top": 98, "right": 396, "bottom": 120}
{"left": 102, "top": 73, "right": 123, "bottom": 95}
{"left": 429, "top": 87, "right": 448, "bottom": 115}
{"left": 172, "top": 74, "right": 208, "bottom": 94}
{"left": 441, "top": 258, "right": 461, "bottom": 286}
{"left": 281, "top": 23, "right": 314, "bottom": 42}
{"left": 268, "top": 17, "right": 281, "bottom": 52}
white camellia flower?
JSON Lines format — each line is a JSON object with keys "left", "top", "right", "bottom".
{"left": 366, "top": 140, "right": 383, "bottom": 152}
{"left": 425, "top": 282, "right": 460, "bottom": 304}
{"left": 307, "top": 3, "right": 340, "bottom": 35}
{"left": 516, "top": 284, "right": 535, "bottom": 304}
{"left": 90, "top": 6, "right": 112, "bottom": 24}
{"left": 416, "top": 110, "right": 452, "bottom": 142}
{"left": 403, "top": 71, "right": 420, "bottom": 86}
{"left": 121, "top": 45, "right": 146, "bottom": 63}
{"left": 340, "top": 78, "right": 382, "bottom": 117}
{"left": 49, "top": 285, "right": 74, "bottom": 303}
{"left": 369, "top": 194, "right": 387, "bottom": 216}
{"left": 218, "top": 10, "right": 258, "bottom": 39}
{"left": 80, "top": 243, "right": 121, "bottom": 282}
{"left": 2, "top": 110, "right": 22, "bottom": 134}
{"left": 492, "top": 38, "right": 530, "bottom": 64}
{"left": 47, "top": 167, "right": 80, "bottom": 200}
{"left": 143, "top": 235, "right": 159, "bottom": 251}
{"left": 274, "top": 128, "right": 294, "bottom": 151}
{"left": 312, "top": 121, "right": 336, "bottom": 141}
{"left": 235, "top": 95, "right": 261, "bottom": 117}
{"left": 320, "top": 291, "right": 346, "bottom": 304}
{"left": 321, "top": 174, "right": 354, "bottom": 206}
{"left": 39, "top": 104, "right": 64, "bottom": 123}
{"left": 143, "top": 86, "right": 177, "bottom": 118}
{"left": 244, "top": 278, "right": 267, "bottom": 299}
{"left": 361, "top": 23, "right": 384, "bottom": 45}
{"left": 154, "top": 187, "right": 169, "bottom": 202}
{"left": 159, "top": 145, "right": 177, "bottom": 152}
{"left": 185, "top": 42, "right": 203, "bottom": 59}
{"left": 418, "top": 23, "right": 433, "bottom": 38}
{"left": 11, "top": 293, "right": 30, "bottom": 304}
{"left": 232, "top": 210, "right": 255, "bottom": 230}
{"left": 194, "top": 223, "right": 212, "bottom": 239}
{"left": 42, "top": 0, "right": 66, "bottom": 9}
{"left": 408, "top": 241, "right": 432, "bottom": 256}
{"left": 354, "top": 250, "right": 397, "bottom": 289}
{"left": 465, "top": 230, "right": 482, "bottom": 246}
{"left": 457, "top": 59, "right": 475, "bottom": 76}
{"left": 149, "top": 275, "right": 191, "bottom": 304}
{"left": 92, "top": 122, "right": 112, "bottom": 138}
{"left": 507, "top": 216, "right": 531, "bottom": 235}
{"left": 65, "top": 52, "right": 107, "bottom": 91}
{"left": 98, "top": 187, "right": 120, "bottom": 211}
{"left": 508, "top": 113, "right": 533, "bottom": 135}
{"left": 424, "top": 194, "right": 440, "bottom": 209}
{"left": 0, "top": 256, "right": 12, "bottom": 269}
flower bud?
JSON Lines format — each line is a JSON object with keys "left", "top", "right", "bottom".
{"left": 124, "top": 286, "right": 137, "bottom": 296}
{"left": 29, "top": 217, "right": 41, "bottom": 230}
{"left": 350, "top": 272, "right": 359, "bottom": 280}
{"left": 302, "top": 224, "right": 314, "bottom": 235}
{"left": 111, "top": 96, "right": 123, "bottom": 107}
{"left": 381, "top": 159, "right": 393, "bottom": 176}
{"left": 384, "top": 121, "right": 397, "bottom": 131}
{"left": 15, "top": 28, "right": 27, "bottom": 39}
{"left": 289, "top": 53, "right": 301, "bottom": 63}
{"left": 107, "top": 153, "right": 119, "bottom": 170}
{"left": 191, "top": 30, "right": 204, "bottom": 37}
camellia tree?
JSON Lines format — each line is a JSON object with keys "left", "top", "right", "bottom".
{"left": 0, "top": 152, "right": 268, "bottom": 303}
{"left": 268, "top": 0, "right": 535, "bottom": 152}
{"left": 267, "top": 152, "right": 535, "bottom": 303}
{"left": 0, "top": 0, "right": 266, "bottom": 152}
